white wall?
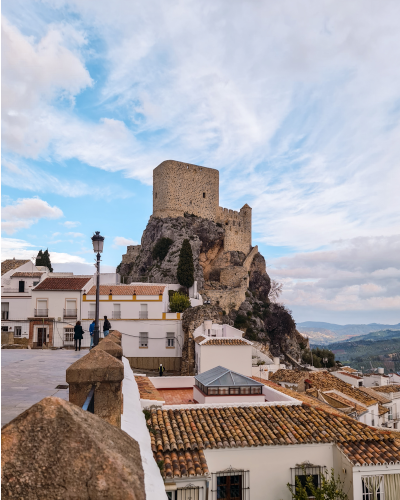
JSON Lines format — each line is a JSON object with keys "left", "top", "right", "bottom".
{"left": 149, "top": 376, "right": 195, "bottom": 389}
{"left": 333, "top": 371, "right": 363, "bottom": 387}
{"left": 32, "top": 289, "right": 85, "bottom": 320}
{"left": 196, "top": 344, "right": 253, "bottom": 376}
{"left": 363, "top": 374, "right": 390, "bottom": 387}
{"left": 205, "top": 443, "right": 335, "bottom": 500}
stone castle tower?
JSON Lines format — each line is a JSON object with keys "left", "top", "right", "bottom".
{"left": 152, "top": 160, "right": 252, "bottom": 254}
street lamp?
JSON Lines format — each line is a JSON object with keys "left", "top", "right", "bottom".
{"left": 91, "top": 231, "right": 104, "bottom": 346}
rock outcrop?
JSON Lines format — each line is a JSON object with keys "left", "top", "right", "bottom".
{"left": 1, "top": 397, "right": 145, "bottom": 499}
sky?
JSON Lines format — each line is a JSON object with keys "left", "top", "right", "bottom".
{"left": 2, "top": 0, "right": 400, "bottom": 325}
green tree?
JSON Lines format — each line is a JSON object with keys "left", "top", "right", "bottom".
{"left": 169, "top": 292, "right": 191, "bottom": 313}
{"left": 152, "top": 237, "right": 173, "bottom": 261}
{"left": 288, "top": 468, "right": 348, "bottom": 500}
{"left": 36, "top": 249, "right": 53, "bottom": 272}
{"left": 177, "top": 239, "right": 194, "bottom": 289}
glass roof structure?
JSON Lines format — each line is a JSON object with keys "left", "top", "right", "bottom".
{"left": 195, "top": 366, "right": 264, "bottom": 387}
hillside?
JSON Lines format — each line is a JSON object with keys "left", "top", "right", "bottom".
{"left": 298, "top": 321, "right": 400, "bottom": 345}
{"left": 312, "top": 331, "right": 400, "bottom": 374}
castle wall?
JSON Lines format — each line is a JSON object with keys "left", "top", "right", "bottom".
{"left": 220, "top": 267, "right": 249, "bottom": 288}
{"left": 216, "top": 206, "right": 252, "bottom": 254}
{"left": 153, "top": 160, "right": 219, "bottom": 221}
{"left": 122, "top": 245, "right": 141, "bottom": 265}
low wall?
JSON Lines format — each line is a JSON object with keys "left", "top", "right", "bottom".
{"left": 193, "top": 386, "right": 265, "bottom": 404}
{"left": 149, "top": 376, "right": 195, "bottom": 389}
{"left": 1, "top": 331, "right": 14, "bottom": 345}
{"left": 126, "top": 357, "right": 181, "bottom": 372}
{"left": 262, "top": 385, "right": 301, "bottom": 403}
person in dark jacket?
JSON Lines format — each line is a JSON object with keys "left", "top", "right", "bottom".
{"left": 103, "top": 316, "right": 111, "bottom": 337}
{"left": 159, "top": 364, "right": 165, "bottom": 376}
{"left": 74, "top": 321, "right": 84, "bottom": 351}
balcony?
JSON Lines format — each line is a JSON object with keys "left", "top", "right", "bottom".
{"left": 2, "top": 288, "right": 30, "bottom": 294}
{"left": 63, "top": 309, "right": 78, "bottom": 319}
{"left": 139, "top": 311, "right": 148, "bottom": 319}
{"left": 87, "top": 311, "right": 95, "bottom": 319}
{"left": 34, "top": 309, "right": 48, "bottom": 317}
{"left": 112, "top": 311, "right": 121, "bottom": 319}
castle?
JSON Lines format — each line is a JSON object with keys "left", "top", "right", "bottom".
{"left": 152, "top": 160, "right": 252, "bottom": 254}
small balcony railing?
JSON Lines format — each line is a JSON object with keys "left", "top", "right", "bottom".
{"left": 139, "top": 311, "right": 148, "bottom": 319}
{"left": 112, "top": 311, "right": 121, "bottom": 319}
{"left": 34, "top": 309, "right": 48, "bottom": 317}
{"left": 1, "top": 312, "right": 9, "bottom": 320}
{"left": 2, "top": 288, "right": 29, "bottom": 294}
{"left": 87, "top": 312, "right": 95, "bottom": 319}
{"left": 63, "top": 309, "right": 77, "bottom": 318}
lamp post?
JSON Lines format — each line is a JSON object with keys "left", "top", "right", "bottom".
{"left": 91, "top": 231, "right": 104, "bottom": 347}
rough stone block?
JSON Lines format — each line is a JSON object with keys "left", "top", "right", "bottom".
{"left": 1, "top": 331, "right": 14, "bottom": 345}
{"left": 93, "top": 337, "right": 123, "bottom": 360}
{"left": 1, "top": 396, "right": 145, "bottom": 499}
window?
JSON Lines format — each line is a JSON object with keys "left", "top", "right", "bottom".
{"left": 208, "top": 388, "right": 219, "bottom": 395}
{"left": 113, "top": 304, "right": 121, "bottom": 319}
{"left": 203, "top": 192, "right": 206, "bottom": 198}
{"left": 219, "top": 387, "right": 229, "bottom": 395}
{"left": 2, "top": 302, "right": 9, "bottom": 320}
{"left": 2, "top": 326, "right": 8, "bottom": 332}
{"left": 140, "top": 304, "right": 148, "bottom": 319}
{"left": 251, "top": 386, "right": 262, "bottom": 394}
{"left": 64, "top": 328, "right": 74, "bottom": 343}
{"left": 14, "top": 327, "right": 22, "bottom": 337}
{"left": 33, "top": 281, "right": 39, "bottom": 287}
{"left": 139, "top": 332, "right": 148, "bottom": 348}
{"left": 372, "top": 418, "right": 375, "bottom": 427}
{"left": 240, "top": 387, "right": 251, "bottom": 394}
{"left": 291, "top": 465, "right": 324, "bottom": 499}
{"left": 388, "top": 407, "right": 393, "bottom": 420}
{"left": 155, "top": 192, "right": 157, "bottom": 199}
{"left": 89, "top": 303, "right": 95, "bottom": 319}
{"left": 230, "top": 388, "right": 240, "bottom": 395}
{"left": 362, "top": 476, "right": 384, "bottom": 500}
{"left": 19, "top": 280, "right": 25, "bottom": 292}
{"left": 36, "top": 299, "right": 48, "bottom": 317}
{"left": 166, "top": 332, "right": 175, "bottom": 348}
{"left": 212, "top": 469, "right": 249, "bottom": 500}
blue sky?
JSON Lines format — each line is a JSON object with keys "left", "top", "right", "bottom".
{"left": 2, "top": 0, "right": 400, "bottom": 324}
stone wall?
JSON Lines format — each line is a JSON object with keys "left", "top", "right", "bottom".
{"left": 220, "top": 266, "right": 249, "bottom": 288}
{"left": 122, "top": 245, "right": 141, "bottom": 264}
{"left": 200, "top": 285, "right": 247, "bottom": 313}
{"left": 216, "top": 205, "right": 252, "bottom": 254}
{"left": 153, "top": 160, "right": 219, "bottom": 221}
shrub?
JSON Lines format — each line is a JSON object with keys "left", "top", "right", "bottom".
{"left": 169, "top": 292, "right": 191, "bottom": 313}
{"left": 287, "top": 467, "right": 347, "bottom": 500}
{"left": 222, "top": 310, "right": 227, "bottom": 316}
{"left": 152, "top": 237, "right": 173, "bottom": 261}
{"left": 177, "top": 239, "right": 194, "bottom": 289}
{"left": 234, "top": 314, "right": 247, "bottom": 328}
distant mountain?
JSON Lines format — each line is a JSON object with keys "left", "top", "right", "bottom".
{"left": 343, "top": 329, "right": 400, "bottom": 343}
{"left": 297, "top": 322, "right": 400, "bottom": 345}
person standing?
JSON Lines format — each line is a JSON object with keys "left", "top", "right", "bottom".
{"left": 89, "top": 320, "right": 95, "bottom": 350}
{"left": 74, "top": 321, "right": 84, "bottom": 351}
{"left": 159, "top": 364, "right": 165, "bottom": 377}
{"left": 103, "top": 316, "right": 111, "bottom": 337}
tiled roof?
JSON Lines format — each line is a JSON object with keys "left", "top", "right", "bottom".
{"left": 359, "top": 387, "right": 391, "bottom": 404}
{"left": 337, "top": 371, "right": 363, "bottom": 380}
{"left": 338, "top": 439, "right": 400, "bottom": 466}
{"left": 33, "top": 277, "right": 92, "bottom": 291}
{"left": 194, "top": 336, "right": 206, "bottom": 344}
{"left": 154, "top": 449, "right": 209, "bottom": 478}
{"left": 149, "top": 405, "right": 390, "bottom": 455}
{"left": 372, "top": 384, "right": 400, "bottom": 394}
{"left": 341, "top": 366, "right": 359, "bottom": 373}
{"left": 11, "top": 272, "right": 44, "bottom": 278}
{"left": 1, "top": 259, "right": 30, "bottom": 276}
{"left": 269, "top": 369, "right": 305, "bottom": 384}
{"left": 306, "top": 371, "right": 378, "bottom": 407}
{"left": 320, "top": 391, "right": 367, "bottom": 416}
{"left": 135, "top": 376, "right": 164, "bottom": 401}
{"left": 378, "top": 405, "right": 389, "bottom": 416}
{"left": 86, "top": 285, "right": 165, "bottom": 296}
{"left": 197, "top": 337, "right": 252, "bottom": 346}
{"left": 251, "top": 377, "right": 347, "bottom": 418}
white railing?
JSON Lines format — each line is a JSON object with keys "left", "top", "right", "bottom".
{"left": 34, "top": 309, "right": 48, "bottom": 317}
{"left": 139, "top": 311, "right": 148, "bottom": 319}
{"left": 112, "top": 311, "right": 121, "bottom": 319}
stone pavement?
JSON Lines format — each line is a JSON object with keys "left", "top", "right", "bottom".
{"left": 1, "top": 349, "right": 87, "bottom": 426}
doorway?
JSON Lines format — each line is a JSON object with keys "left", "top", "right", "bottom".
{"left": 37, "top": 328, "right": 46, "bottom": 347}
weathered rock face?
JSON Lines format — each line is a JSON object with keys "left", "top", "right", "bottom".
{"left": 1, "top": 397, "right": 145, "bottom": 500}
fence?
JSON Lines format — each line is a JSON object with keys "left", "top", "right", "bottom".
{"left": 126, "top": 356, "right": 181, "bottom": 372}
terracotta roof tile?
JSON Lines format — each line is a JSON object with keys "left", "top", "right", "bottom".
{"left": 337, "top": 371, "right": 363, "bottom": 380}
{"left": 338, "top": 439, "right": 400, "bottom": 466}
{"left": 378, "top": 405, "right": 389, "bottom": 416}
{"left": 1, "top": 259, "right": 30, "bottom": 276}
{"left": 154, "top": 449, "right": 209, "bottom": 478}
{"left": 320, "top": 392, "right": 367, "bottom": 416}
{"left": 135, "top": 376, "right": 164, "bottom": 401}
{"left": 197, "top": 338, "right": 251, "bottom": 346}
{"left": 11, "top": 272, "right": 44, "bottom": 278}
{"left": 359, "top": 387, "right": 391, "bottom": 404}
{"left": 269, "top": 369, "right": 305, "bottom": 384}
{"left": 86, "top": 285, "right": 165, "bottom": 296}
{"left": 34, "top": 277, "right": 92, "bottom": 291}
{"left": 341, "top": 367, "right": 359, "bottom": 373}
{"left": 194, "top": 336, "right": 206, "bottom": 344}
{"left": 373, "top": 384, "right": 400, "bottom": 394}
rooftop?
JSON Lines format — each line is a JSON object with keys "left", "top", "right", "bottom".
{"left": 33, "top": 276, "right": 92, "bottom": 291}
{"left": 11, "top": 272, "right": 44, "bottom": 278}
{"left": 336, "top": 371, "right": 363, "bottom": 380}
{"left": 148, "top": 404, "right": 398, "bottom": 477}
{"left": 359, "top": 386, "right": 391, "bottom": 404}
{"left": 269, "top": 369, "right": 305, "bottom": 384}
{"left": 341, "top": 366, "right": 359, "bottom": 373}
{"left": 194, "top": 337, "right": 251, "bottom": 346}
{"left": 135, "top": 376, "right": 164, "bottom": 402}
{"left": 373, "top": 384, "right": 400, "bottom": 394}
{"left": 195, "top": 366, "right": 263, "bottom": 387}
{"left": 338, "top": 439, "right": 400, "bottom": 466}
{"left": 1, "top": 259, "right": 30, "bottom": 276}
{"left": 319, "top": 391, "right": 367, "bottom": 416}
{"left": 86, "top": 284, "right": 165, "bottom": 296}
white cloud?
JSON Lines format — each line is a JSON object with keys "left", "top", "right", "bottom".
{"left": 1, "top": 197, "right": 63, "bottom": 235}
{"left": 1, "top": 237, "right": 88, "bottom": 264}
{"left": 113, "top": 236, "right": 139, "bottom": 248}
{"left": 67, "top": 232, "right": 85, "bottom": 238}
{"left": 62, "top": 221, "right": 80, "bottom": 228}
{"left": 269, "top": 235, "right": 400, "bottom": 318}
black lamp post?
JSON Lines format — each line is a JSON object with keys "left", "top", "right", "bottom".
{"left": 91, "top": 231, "right": 104, "bottom": 346}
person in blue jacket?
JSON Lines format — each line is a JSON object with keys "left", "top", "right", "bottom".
{"left": 89, "top": 320, "right": 95, "bottom": 350}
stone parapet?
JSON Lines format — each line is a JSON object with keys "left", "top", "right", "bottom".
{"left": 93, "top": 337, "right": 123, "bottom": 360}
{"left": 66, "top": 350, "right": 124, "bottom": 428}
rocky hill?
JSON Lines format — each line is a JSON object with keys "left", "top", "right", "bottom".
{"left": 118, "top": 213, "right": 303, "bottom": 362}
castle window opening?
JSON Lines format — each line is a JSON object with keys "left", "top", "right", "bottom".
{"left": 155, "top": 192, "right": 157, "bottom": 199}
{"left": 225, "top": 221, "right": 228, "bottom": 225}
{"left": 203, "top": 192, "right": 206, "bottom": 198}
{"left": 233, "top": 220, "right": 236, "bottom": 226}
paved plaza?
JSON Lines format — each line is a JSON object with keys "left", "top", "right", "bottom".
{"left": 1, "top": 349, "right": 87, "bottom": 426}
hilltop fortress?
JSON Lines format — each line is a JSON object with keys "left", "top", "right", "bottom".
{"left": 152, "top": 160, "right": 252, "bottom": 254}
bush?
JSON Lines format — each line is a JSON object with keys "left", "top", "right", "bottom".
{"left": 177, "top": 239, "right": 194, "bottom": 289}
{"left": 169, "top": 292, "right": 191, "bottom": 313}
{"left": 234, "top": 314, "right": 247, "bottom": 328}
{"left": 287, "top": 468, "right": 347, "bottom": 500}
{"left": 152, "top": 237, "right": 173, "bottom": 261}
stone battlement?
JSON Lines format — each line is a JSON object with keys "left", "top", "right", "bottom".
{"left": 152, "top": 160, "right": 252, "bottom": 254}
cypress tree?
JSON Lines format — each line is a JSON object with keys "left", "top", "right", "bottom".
{"left": 177, "top": 239, "right": 194, "bottom": 289}
{"left": 35, "top": 250, "right": 43, "bottom": 267}
{"left": 36, "top": 249, "right": 53, "bottom": 272}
